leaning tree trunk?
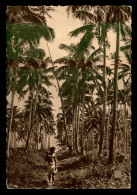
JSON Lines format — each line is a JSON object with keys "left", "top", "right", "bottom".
{"left": 7, "top": 89, "right": 15, "bottom": 158}
{"left": 98, "top": 24, "right": 107, "bottom": 156}
{"left": 109, "top": 19, "right": 120, "bottom": 164}
{"left": 46, "top": 42, "right": 70, "bottom": 150}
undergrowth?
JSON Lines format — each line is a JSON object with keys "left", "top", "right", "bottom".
{"left": 6, "top": 148, "right": 131, "bottom": 189}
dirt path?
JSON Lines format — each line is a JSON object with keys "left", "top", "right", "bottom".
{"left": 7, "top": 149, "right": 98, "bottom": 189}
{"left": 7, "top": 149, "right": 131, "bottom": 189}
{"left": 40, "top": 157, "right": 77, "bottom": 189}
{"left": 44, "top": 160, "right": 68, "bottom": 189}
{"left": 32, "top": 159, "right": 67, "bottom": 189}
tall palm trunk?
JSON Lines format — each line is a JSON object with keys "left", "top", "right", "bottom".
{"left": 13, "top": 131, "right": 17, "bottom": 148}
{"left": 122, "top": 102, "right": 126, "bottom": 152}
{"left": 48, "top": 133, "right": 50, "bottom": 149}
{"left": 75, "top": 70, "right": 80, "bottom": 153}
{"left": 25, "top": 93, "right": 33, "bottom": 152}
{"left": 115, "top": 131, "right": 117, "bottom": 153}
{"left": 71, "top": 69, "right": 79, "bottom": 152}
{"left": 36, "top": 121, "right": 40, "bottom": 150}
{"left": 72, "top": 109, "right": 76, "bottom": 151}
{"left": 125, "top": 104, "right": 128, "bottom": 151}
{"left": 46, "top": 116, "right": 51, "bottom": 149}
{"left": 73, "top": 106, "right": 79, "bottom": 153}
{"left": 46, "top": 42, "right": 70, "bottom": 149}
{"left": 98, "top": 24, "right": 107, "bottom": 156}
{"left": 47, "top": 123, "right": 50, "bottom": 149}
{"left": 107, "top": 103, "right": 110, "bottom": 156}
{"left": 7, "top": 89, "right": 15, "bottom": 158}
{"left": 26, "top": 76, "right": 39, "bottom": 152}
{"left": 109, "top": 19, "right": 120, "bottom": 164}
{"left": 75, "top": 105, "right": 80, "bottom": 153}
{"left": 81, "top": 88, "right": 85, "bottom": 155}
{"left": 11, "top": 131, "right": 14, "bottom": 148}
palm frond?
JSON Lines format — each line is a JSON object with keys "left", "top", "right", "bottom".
{"left": 89, "top": 48, "right": 103, "bottom": 59}
{"left": 41, "top": 75, "right": 54, "bottom": 86}
{"left": 59, "top": 44, "right": 77, "bottom": 54}
{"left": 122, "top": 50, "right": 131, "bottom": 64}
{"left": 120, "top": 44, "right": 131, "bottom": 51}
{"left": 54, "top": 57, "right": 69, "bottom": 64}
{"left": 66, "top": 6, "right": 95, "bottom": 22}
{"left": 69, "top": 24, "right": 95, "bottom": 37}
{"left": 76, "top": 31, "right": 94, "bottom": 57}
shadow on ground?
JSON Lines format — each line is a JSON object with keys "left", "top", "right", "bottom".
{"left": 32, "top": 164, "right": 47, "bottom": 170}
{"left": 7, "top": 180, "right": 49, "bottom": 189}
{"left": 58, "top": 159, "right": 84, "bottom": 172}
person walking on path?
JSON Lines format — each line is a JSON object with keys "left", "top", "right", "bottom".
{"left": 45, "top": 147, "right": 57, "bottom": 185}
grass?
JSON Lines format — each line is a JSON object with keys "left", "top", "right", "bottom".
{"left": 7, "top": 148, "right": 48, "bottom": 188}
{"left": 6, "top": 148, "right": 131, "bottom": 189}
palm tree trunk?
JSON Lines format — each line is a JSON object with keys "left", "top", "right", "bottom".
{"left": 122, "top": 102, "right": 126, "bottom": 152}
{"left": 10, "top": 132, "right": 12, "bottom": 148}
{"left": 26, "top": 78, "right": 39, "bottom": 151}
{"left": 115, "top": 132, "right": 117, "bottom": 155}
{"left": 25, "top": 93, "right": 33, "bottom": 152}
{"left": 81, "top": 88, "right": 85, "bottom": 155}
{"left": 72, "top": 109, "right": 76, "bottom": 151}
{"left": 74, "top": 106, "right": 79, "bottom": 153}
{"left": 98, "top": 24, "right": 107, "bottom": 156}
{"left": 36, "top": 122, "right": 40, "bottom": 150}
{"left": 74, "top": 70, "right": 80, "bottom": 153}
{"left": 117, "top": 120, "right": 125, "bottom": 150}
{"left": 7, "top": 89, "right": 15, "bottom": 158}
{"left": 46, "top": 42, "right": 70, "bottom": 149}
{"left": 109, "top": 19, "right": 120, "bottom": 164}
{"left": 14, "top": 131, "right": 17, "bottom": 148}
{"left": 71, "top": 71, "right": 79, "bottom": 152}
{"left": 107, "top": 103, "right": 110, "bottom": 156}
{"left": 76, "top": 105, "right": 80, "bottom": 153}
{"left": 48, "top": 133, "right": 50, "bottom": 149}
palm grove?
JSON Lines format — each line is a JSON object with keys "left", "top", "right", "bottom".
{"left": 6, "top": 6, "right": 131, "bottom": 164}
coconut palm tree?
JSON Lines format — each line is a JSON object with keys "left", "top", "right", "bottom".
{"left": 24, "top": 89, "right": 54, "bottom": 150}
{"left": 54, "top": 44, "right": 80, "bottom": 152}
{"left": 106, "top": 5, "right": 131, "bottom": 164}
{"left": 36, "top": 90, "right": 54, "bottom": 150}
{"left": 54, "top": 39, "right": 104, "bottom": 154}
{"left": 66, "top": 6, "right": 113, "bottom": 156}
{"left": 17, "top": 58, "right": 54, "bottom": 152}
{"left": 6, "top": 62, "right": 20, "bottom": 157}
{"left": 66, "top": 5, "right": 132, "bottom": 158}
{"left": 6, "top": 106, "right": 23, "bottom": 148}
{"left": 6, "top": 6, "right": 55, "bottom": 157}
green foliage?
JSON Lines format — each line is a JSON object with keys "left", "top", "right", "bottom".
{"left": 69, "top": 24, "right": 95, "bottom": 37}
{"left": 6, "top": 23, "right": 55, "bottom": 60}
